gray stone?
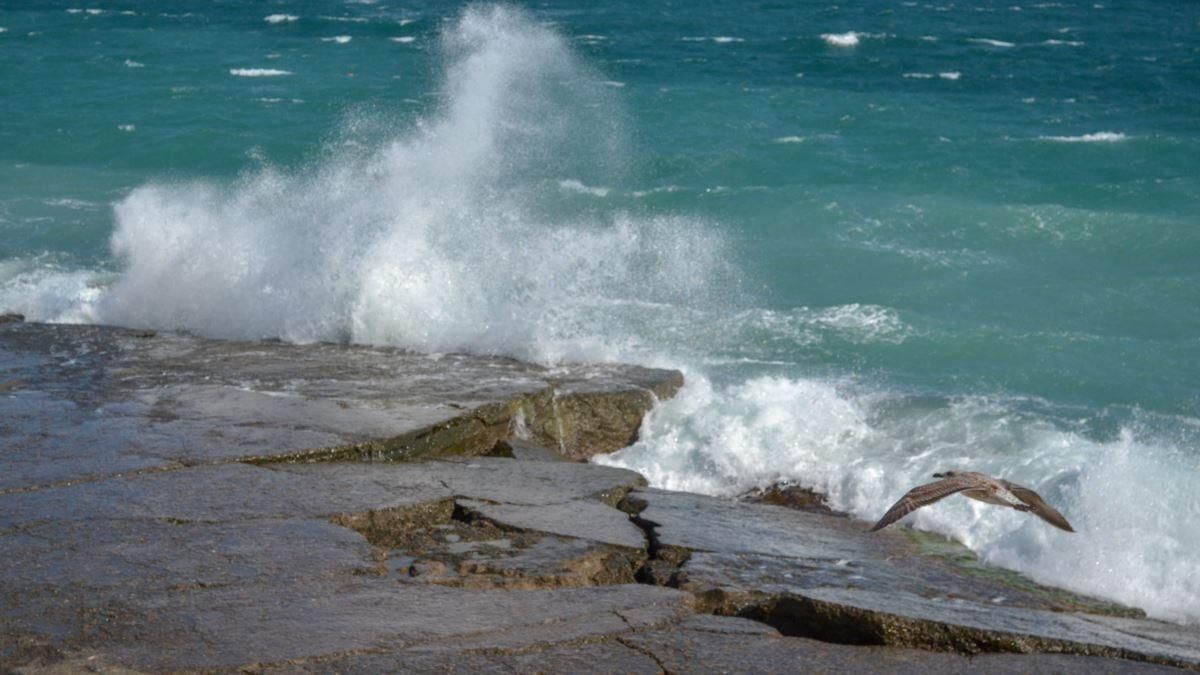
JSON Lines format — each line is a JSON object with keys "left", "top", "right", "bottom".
{"left": 633, "top": 488, "right": 1200, "bottom": 669}
{"left": 459, "top": 498, "right": 648, "bottom": 549}
{"left": 0, "top": 322, "right": 680, "bottom": 491}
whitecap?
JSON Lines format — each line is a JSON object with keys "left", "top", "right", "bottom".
{"left": 903, "top": 72, "right": 934, "bottom": 79}
{"left": 681, "top": 36, "right": 745, "bottom": 43}
{"left": 118, "top": 124, "right": 135, "bottom": 132}
{"left": 43, "top": 198, "right": 100, "bottom": 211}
{"left": 1038, "top": 131, "right": 1127, "bottom": 143}
{"left": 939, "top": 71, "right": 961, "bottom": 80}
{"left": 124, "top": 59, "right": 144, "bottom": 68}
{"left": 821, "top": 31, "right": 861, "bottom": 47}
{"left": 1041, "top": 39, "right": 1084, "bottom": 46}
{"left": 229, "top": 68, "right": 292, "bottom": 77}
{"left": 774, "top": 135, "right": 807, "bottom": 143}
{"left": 321, "top": 35, "right": 353, "bottom": 44}
{"left": 631, "top": 186, "right": 683, "bottom": 198}
{"left": 264, "top": 14, "right": 299, "bottom": 24}
{"left": 389, "top": 36, "right": 416, "bottom": 43}
{"left": 602, "top": 80, "right": 625, "bottom": 88}
{"left": 969, "top": 37, "right": 1016, "bottom": 47}
{"left": 558, "top": 179, "right": 610, "bottom": 197}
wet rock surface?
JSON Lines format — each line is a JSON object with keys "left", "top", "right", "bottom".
{"left": 1, "top": 323, "right": 1197, "bottom": 672}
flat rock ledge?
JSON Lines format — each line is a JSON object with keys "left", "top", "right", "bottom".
{"left": 1, "top": 323, "right": 1197, "bottom": 673}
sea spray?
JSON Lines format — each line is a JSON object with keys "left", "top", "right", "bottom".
{"left": 100, "top": 5, "right": 736, "bottom": 361}
{"left": 599, "top": 375, "right": 1200, "bottom": 622}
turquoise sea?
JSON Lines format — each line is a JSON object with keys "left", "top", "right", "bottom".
{"left": 2, "top": 1, "right": 1198, "bottom": 621}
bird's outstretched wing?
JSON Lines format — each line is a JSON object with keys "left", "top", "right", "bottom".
{"left": 870, "top": 476, "right": 974, "bottom": 531}
{"left": 1001, "top": 481, "right": 1075, "bottom": 532}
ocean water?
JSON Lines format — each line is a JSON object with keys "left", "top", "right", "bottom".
{"left": 2, "top": 1, "right": 1199, "bottom": 621}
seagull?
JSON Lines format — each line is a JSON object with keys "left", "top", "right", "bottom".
{"left": 870, "top": 471, "right": 1075, "bottom": 532}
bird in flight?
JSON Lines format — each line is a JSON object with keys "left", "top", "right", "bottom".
{"left": 870, "top": 471, "right": 1075, "bottom": 532}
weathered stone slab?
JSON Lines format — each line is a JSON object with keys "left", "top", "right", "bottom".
{"left": 267, "top": 637, "right": 664, "bottom": 674}
{"left": 633, "top": 488, "right": 1200, "bottom": 669}
{"left": 263, "top": 613, "right": 1184, "bottom": 675}
{"left": 271, "top": 457, "right": 647, "bottom": 508}
{"left": 0, "top": 452, "right": 666, "bottom": 672}
{"left": 619, "top": 623, "right": 1186, "bottom": 675}
{"left": 459, "top": 498, "right": 647, "bottom": 549}
{"left": 0, "top": 323, "right": 681, "bottom": 491}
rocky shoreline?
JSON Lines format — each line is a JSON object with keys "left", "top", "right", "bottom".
{"left": 1, "top": 321, "right": 1197, "bottom": 673}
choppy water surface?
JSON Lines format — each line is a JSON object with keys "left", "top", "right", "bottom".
{"left": 2, "top": 1, "right": 1198, "bottom": 621}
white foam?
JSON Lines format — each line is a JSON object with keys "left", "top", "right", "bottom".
{"left": 100, "top": 5, "right": 731, "bottom": 365}
{"left": 399, "top": 19, "right": 418, "bottom": 26}
{"left": 681, "top": 36, "right": 745, "bottom": 43}
{"left": 0, "top": 27, "right": 7, "bottom": 34}
{"left": 1038, "top": 131, "right": 1127, "bottom": 143}
{"left": 969, "top": 37, "right": 1015, "bottom": 47}
{"left": 389, "top": 36, "right": 416, "bottom": 43}
{"left": 774, "top": 135, "right": 807, "bottom": 143}
{"left": 558, "top": 179, "right": 610, "bottom": 197}
{"left": 821, "top": 31, "right": 861, "bottom": 47}
{"left": 903, "top": 72, "right": 934, "bottom": 79}
{"left": 631, "top": 185, "right": 682, "bottom": 198}
{"left": 1041, "top": 39, "right": 1084, "bottom": 46}
{"left": 43, "top": 198, "right": 100, "bottom": 211}
{"left": 86, "top": 8, "right": 103, "bottom": 15}
{"left": 229, "top": 68, "right": 292, "bottom": 77}
{"left": 264, "top": 14, "right": 299, "bottom": 23}
{"left": 321, "top": 35, "right": 353, "bottom": 44}
{"left": 124, "top": 59, "right": 144, "bottom": 68}
{"left": 598, "top": 376, "right": 1200, "bottom": 622}
{"left": 602, "top": 80, "right": 625, "bottom": 88}
{"left": 939, "top": 71, "right": 961, "bottom": 80}
{"left": 0, "top": 261, "right": 107, "bottom": 324}
{"left": 117, "top": 124, "right": 135, "bottom": 132}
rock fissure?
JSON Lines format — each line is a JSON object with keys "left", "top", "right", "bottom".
{"left": 616, "top": 635, "right": 671, "bottom": 675}
{"left": 617, "top": 494, "right": 692, "bottom": 588}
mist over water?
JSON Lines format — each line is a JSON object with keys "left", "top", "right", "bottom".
{"left": 2, "top": 1, "right": 1199, "bottom": 622}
